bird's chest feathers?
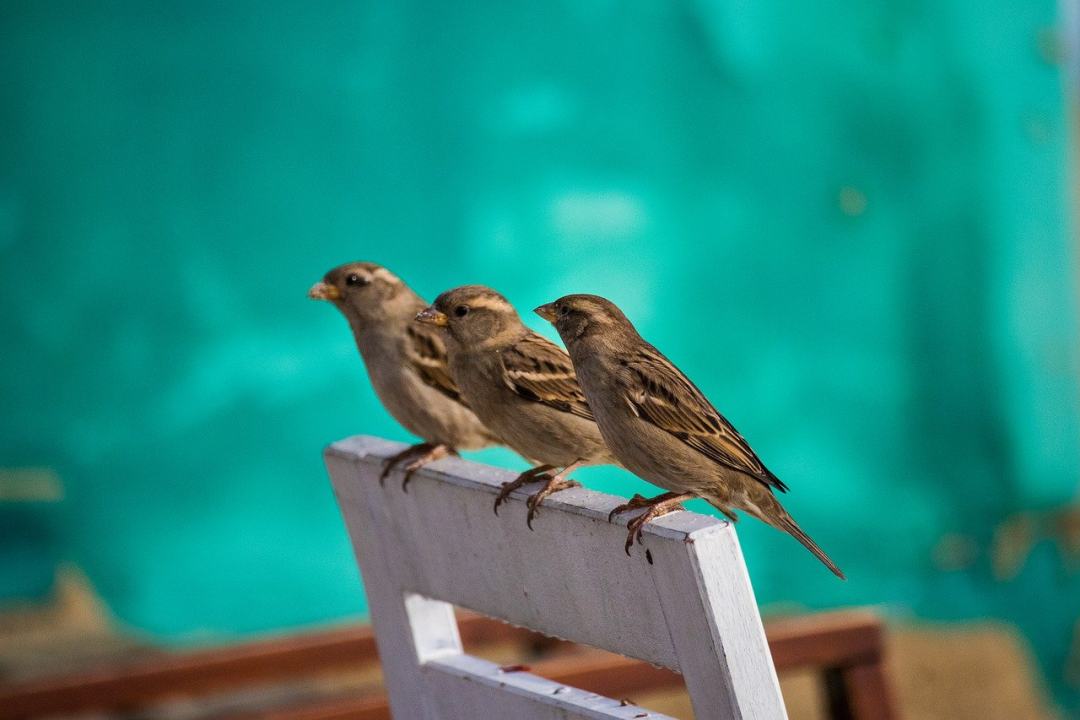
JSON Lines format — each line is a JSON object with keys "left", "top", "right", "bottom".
{"left": 448, "top": 352, "right": 507, "bottom": 406}
{"left": 570, "top": 345, "right": 624, "bottom": 396}
{"left": 355, "top": 331, "right": 422, "bottom": 406}
{"left": 569, "top": 349, "right": 637, "bottom": 427}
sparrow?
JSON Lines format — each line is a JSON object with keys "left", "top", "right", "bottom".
{"left": 309, "top": 263, "right": 498, "bottom": 488}
{"left": 536, "top": 294, "right": 844, "bottom": 578}
{"left": 415, "top": 286, "right": 615, "bottom": 527}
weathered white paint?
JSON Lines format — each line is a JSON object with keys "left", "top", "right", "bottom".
{"left": 325, "top": 435, "right": 787, "bottom": 720}
{"left": 425, "top": 655, "right": 669, "bottom": 720}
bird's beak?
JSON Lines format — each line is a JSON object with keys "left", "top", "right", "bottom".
{"left": 308, "top": 282, "right": 341, "bottom": 301}
{"left": 415, "top": 306, "right": 449, "bottom": 327}
{"left": 534, "top": 303, "right": 557, "bottom": 323}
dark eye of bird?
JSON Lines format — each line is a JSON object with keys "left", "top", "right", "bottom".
{"left": 454, "top": 305, "right": 469, "bottom": 318}
{"left": 345, "top": 274, "right": 368, "bottom": 287}
{"left": 557, "top": 304, "right": 569, "bottom": 316}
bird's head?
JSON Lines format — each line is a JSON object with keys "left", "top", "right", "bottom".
{"left": 308, "top": 262, "right": 411, "bottom": 325}
{"left": 535, "top": 294, "right": 633, "bottom": 345}
{"left": 417, "top": 285, "right": 522, "bottom": 347}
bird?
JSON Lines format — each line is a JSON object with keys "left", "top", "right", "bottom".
{"left": 309, "top": 262, "right": 499, "bottom": 488}
{"left": 535, "top": 294, "right": 844, "bottom": 579}
{"left": 415, "top": 285, "right": 615, "bottom": 528}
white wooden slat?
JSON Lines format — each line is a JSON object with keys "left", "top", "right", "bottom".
{"left": 422, "top": 654, "right": 674, "bottom": 720}
{"left": 325, "top": 435, "right": 787, "bottom": 720}
{"left": 329, "top": 436, "right": 714, "bottom": 670}
{"left": 328, "top": 442, "right": 462, "bottom": 719}
{"left": 649, "top": 518, "right": 787, "bottom": 718}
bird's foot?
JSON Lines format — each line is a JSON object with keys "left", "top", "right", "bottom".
{"left": 525, "top": 475, "right": 581, "bottom": 530}
{"left": 493, "top": 465, "right": 555, "bottom": 515}
{"left": 604, "top": 492, "right": 652, "bottom": 520}
{"left": 400, "top": 444, "right": 454, "bottom": 492}
{"left": 619, "top": 493, "right": 695, "bottom": 556}
{"left": 378, "top": 443, "right": 433, "bottom": 486}
{"left": 608, "top": 492, "right": 678, "bottom": 522}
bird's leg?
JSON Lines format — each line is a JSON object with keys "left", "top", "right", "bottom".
{"left": 525, "top": 459, "right": 585, "bottom": 530}
{"left": 618, "top": 492, "right": 696, "bottom": 556}
{"left": 400, "top": 444, "right": 455, "bottom": 492}
{"left": 493, "top": 464, "right": 556, "bottom": 515}
{"left": 378, "top": 443, "right": 434, "bottom": 486}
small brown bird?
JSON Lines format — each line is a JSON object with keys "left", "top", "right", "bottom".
{"left": 536, "top": 294, "right": 844, "bottom": 578}
{"left": 309, "top": 263, "right": 498, "bottom": 487}
{"left": 416, "top": 286, "right": 615, "bottom": 527}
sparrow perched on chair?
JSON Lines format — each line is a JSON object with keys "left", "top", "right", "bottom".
{"left": 309, "top": 263, "right": 499, "bottom": 488}
{"left": 535, "top": 294, "right": 844, "bottom": 578}
{"left": 416, "top": 286, "right": 615, "bottom": 527}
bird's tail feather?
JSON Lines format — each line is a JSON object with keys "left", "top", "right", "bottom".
{"left": 773, "top": 513, "right": 846, "bottom": 580}
{"left": 731, "top": 495, "right": 845, "bottom": 580}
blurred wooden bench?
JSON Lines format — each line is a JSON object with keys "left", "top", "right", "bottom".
{"left": 0, "top": 435, "right": 896, "bottom": 719}
{"left": 0, "top": 608, "right": 891, "bottom": 719}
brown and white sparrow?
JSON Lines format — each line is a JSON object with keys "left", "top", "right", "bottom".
{"left": 416, "top": 285, "right": 615, "bottom": 527}
{"left": 309, "top": 263, "right": 498, "bottom": 488}
{"left": 536, "top": 294, "right": 844, "bottom": 578}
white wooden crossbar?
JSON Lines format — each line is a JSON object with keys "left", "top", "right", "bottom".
{"left": 325, "top": 435, "right": 788, "bottom": 719}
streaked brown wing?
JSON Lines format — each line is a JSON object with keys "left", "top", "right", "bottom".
{"left": 624, "top": 345, "right": 787, "bottom": 492}
{"left": 500, "top": 332, "right": 595, "bottom": 421}
{"left": 405, "top": 323, "right": 469, "bottom": 407}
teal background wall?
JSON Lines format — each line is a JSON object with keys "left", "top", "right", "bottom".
{"left": 2, "top": 0, "right": 1078, "bottom": 712}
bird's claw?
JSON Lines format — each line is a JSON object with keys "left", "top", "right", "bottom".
{"left": 623, "top": 513, "right": 651, "bottom": 554}
{"left": 525, "top": 478, "right": 580, "bottom": 530}
{"left": 607, "top": 493, "right": 651, "bottom": 522}
{"left": 493, "top": 484, "right": 516, "bottom": 514}
{"left": 378, "top": 444, "right": 432, "bottom": 486}
{"left": 401, "top": 461, "right": 424, "bottom": 492}
{"left": 613, "top": 494, "right": 691, "bottom": 556}
{"left": 379, "top": 460, "right": 402, "bottom": 486}
{"left": 493, "top": 465, "right": 554, "bottom": 515}
{"left": 376, "top": 443, "right": 451, "bottom": 492}
{"left": 493, "top": 479, "right": 529, "bottom": 514}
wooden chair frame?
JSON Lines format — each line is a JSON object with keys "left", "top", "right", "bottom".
{"left": 325, "top": 435, "right": 786, "bottom": 719}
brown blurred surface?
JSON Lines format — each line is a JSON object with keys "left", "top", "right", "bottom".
{"left": 0, "top": 571, "right": 1058, "bottom": 719}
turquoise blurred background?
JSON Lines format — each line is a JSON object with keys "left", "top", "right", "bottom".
{"left": 2, "top": 0, "right": 1079, "bottom": 712}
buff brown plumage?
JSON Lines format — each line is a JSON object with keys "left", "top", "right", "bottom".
{"left": 536, "top": 294, "right": 844, "bottom": 579}
{"left": 310, "top": 263, "right": 498, "bottom": 487}
{"left": 417, "top": 285, "right": 615, "bottom": 527}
